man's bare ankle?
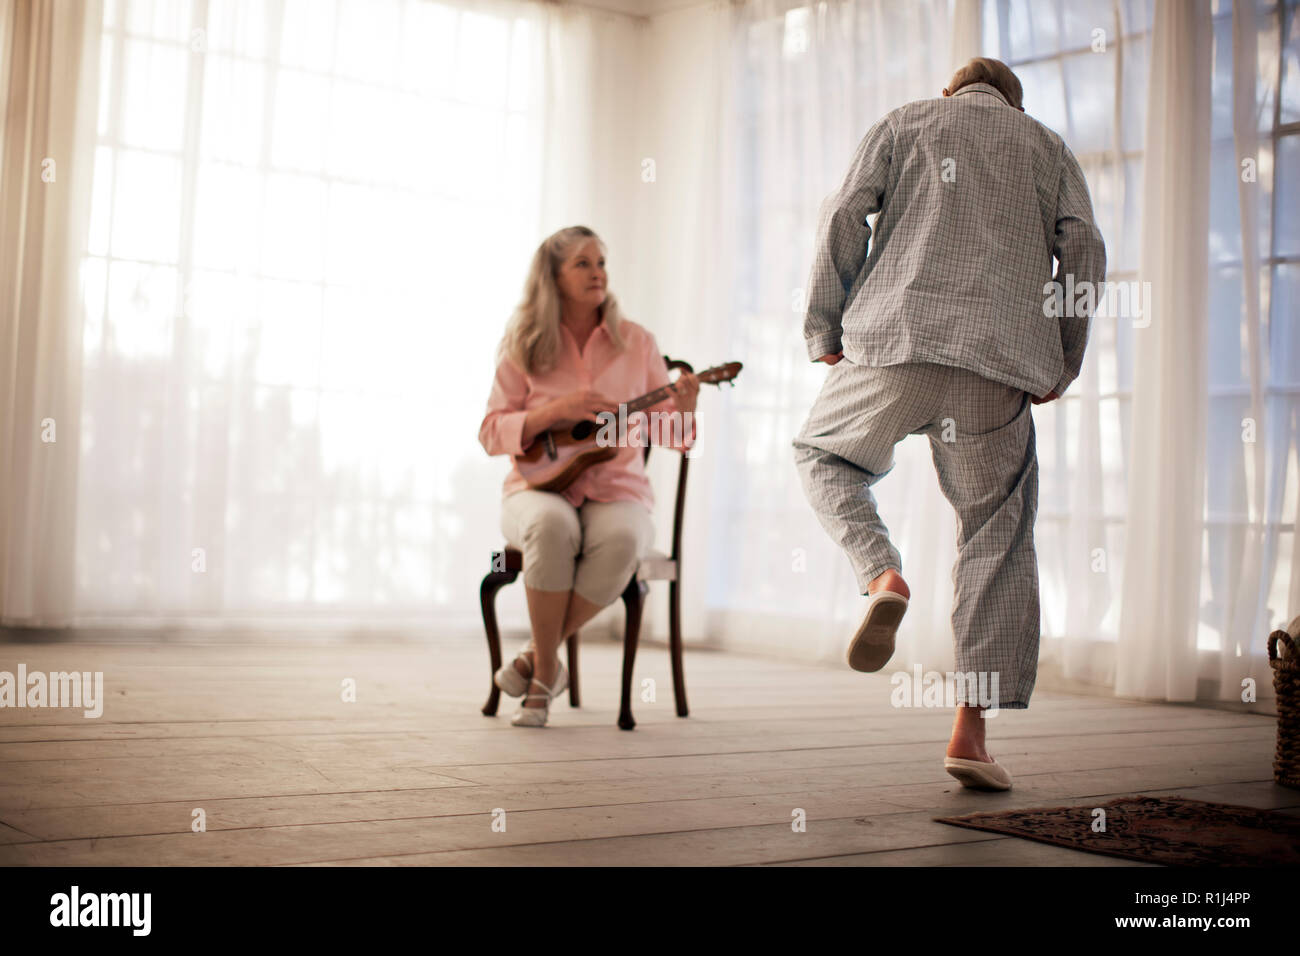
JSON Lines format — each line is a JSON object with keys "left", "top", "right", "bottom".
{"left": 868, "top": 568, "right": 910, "bottom": 600}
{"left": 946, "top": 742, "right": 992, "bottom": 761}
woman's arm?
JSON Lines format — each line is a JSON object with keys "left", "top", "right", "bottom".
{"left": 480, "top": 353, "right": 623, "bottom": 456}
{"left": 520, "top": 402, "right": 560, "bottom": 448}
{"left": 479, "top": 356, "right": 547, "bottom": 457}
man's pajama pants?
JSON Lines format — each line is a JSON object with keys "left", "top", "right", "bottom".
{"left": 791, "top": 360, "right": 1040, "bottom": 709}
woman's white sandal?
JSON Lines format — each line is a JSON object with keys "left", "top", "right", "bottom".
{"left": 511, "top": 662, "right": 569, "bottom": 728}
{"left": 494, "top": 648, "right": 534, "bottom": 698}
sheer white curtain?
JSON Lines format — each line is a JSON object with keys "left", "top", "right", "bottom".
{"left": 1, "top": 0, "right": 102, "bottom": 629}
{"left": 1117, "top": 0, "right": 1300, "bottom": 710}
{"left": 616, "top": 0, "right": 733, "bottom": 649}
{"left": 702, "top": 0, "right": 961, "bottom": 667}
{"left": 1116, "top": 0, "right": 1212, "bottom": 702}
{"left": 1195, "top": 0, "right": 1298, "bottom": 706}
{"left": 1, "top": 0, "right": 644, "bottom": 634}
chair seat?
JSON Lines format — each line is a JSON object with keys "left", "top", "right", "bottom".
{"left": 502, "top": 544, "right": 676, "bottom": 582}
{"left": 636, "top": 548, "right": 677, "bottom": 582}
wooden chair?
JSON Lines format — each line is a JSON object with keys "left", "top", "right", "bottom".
{"left": 480, "top": 357, "right": 694, "bottom": 730}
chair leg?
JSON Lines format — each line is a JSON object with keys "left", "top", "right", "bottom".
{"left": 613, "top": 580, "right": 644, "bottom": 728}
{"left": 619, "top": 577, "right": 649, "bottom": 730}
{"left": 566, "top": 632, "right": 581, "bottom": 707}
{"left": 668, "top": 579, "right": 688, "bottom": 717}
{"left": 480, "top": 570, "right": 518, "bottom": 716}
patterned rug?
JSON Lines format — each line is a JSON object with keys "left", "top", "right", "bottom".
{"left": 935, "top": 795, "right": 1300, "bottom": 866}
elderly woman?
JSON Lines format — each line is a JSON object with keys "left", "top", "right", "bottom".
{"left": 478, "top": 226, "right": 699, "bottom": 727}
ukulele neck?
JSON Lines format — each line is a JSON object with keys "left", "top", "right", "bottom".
{"left": 622, "top": 385, "right": 675, "bottom": 415}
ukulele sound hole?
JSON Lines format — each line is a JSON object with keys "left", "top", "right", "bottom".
{"left": 571, "top": 420, "right": 596, "bottom": 441}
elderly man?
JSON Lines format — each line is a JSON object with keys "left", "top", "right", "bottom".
{"left": 791, "top": 57, "right": 1106, "bottom": 790}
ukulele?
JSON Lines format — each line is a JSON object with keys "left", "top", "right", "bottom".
{"left": 514, "top": 361, "right": 743, "bottom": 492}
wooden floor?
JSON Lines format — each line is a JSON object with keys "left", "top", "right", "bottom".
{"left": 0, "top": 639, "right": 1292, "bottom": 866}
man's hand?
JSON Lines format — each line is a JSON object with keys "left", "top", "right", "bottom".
{"left": 817, "top": 352, "right": 845, "bottom": 365}
{"left": 1031, "top": 390, "right": 1059, "bottom": 405}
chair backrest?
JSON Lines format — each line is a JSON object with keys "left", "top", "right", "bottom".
{"left": 643, "top": 356, "right": 692, "bottom": 563}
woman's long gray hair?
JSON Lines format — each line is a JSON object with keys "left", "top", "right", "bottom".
{"left": 500, "top": 225, "right": 627, "bottom": 375}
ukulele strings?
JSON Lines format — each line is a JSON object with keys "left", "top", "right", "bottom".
{"left": 619, "top": 365, "right": 726, "bottom": 415}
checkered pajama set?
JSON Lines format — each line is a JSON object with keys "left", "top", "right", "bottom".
{"left": 791, "top": 82, "right": 1107, "bottom": 709}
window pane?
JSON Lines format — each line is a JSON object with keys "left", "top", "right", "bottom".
{"left": 1257, "top": 4, "right": 1282, "bottom": 133}
{"left": 1018, "top": 59, "right": 1067, "bottom": 133}
{"left": 1272, "top": 264, "right": 1299, "bottom": 386}
{"left": 325, "top": 80, "right": 397, "bottom": 183}
{"left": 124, "top": 0, "right": 190, "bottom": 43}
{"left": 253, "top": 280, "right": 322, "bottom": 387}
{"left": 199, "top": 55, "right": 265, "bottom": 165}
{"left": 335, "top": 0, "right": 400, "bottom": 85}
{"left": 106, "top": 260, "right": 177, "bottom": 360}
{"left": 1000, "top": 0, "right": 1063, "bottom": 60}
{"left": 280, "top": 0, "right": 337, "bottom": 72}
{"left": 1121, "top": 33, "right": 1149, "bottom": 150}
{"left": 205, "top": 0, "right": 266, "bottom": 58}
{"left": 1209, "top": 138, "right": 1240, "bottom": 263}
{"left": 120, "top": 39, "right": 188, "bottom": 151}
{"left": 260, "top": 173, "right": 326, "bottom": 280}
{"left": 1116, "top": 157, "right": 1143, "bottom": 272}
{"left": 401, "top": 2, "right": 459, "bottom": 96}
{"left": 270, "top": 70, "right": 330, "bottom": 173}
{"left": 1123, "top": 0, "right": 1154, "bottom": 34}
{"left": 456, "top": 11, "right": 513, "bottom": 108}
{"left": 1276, "top": 134, "right": 1300, "bottom": 256}
{"left": 192, "top": 163, "right": 262, "bottom": 271}
{"left": 112, "top": 150, "right": 182, "bottom": 262}
{"left": 1062, "top": 0, "right": 1114, "bottom": 47}
{"left": 1208, "top": 266, "right": 1245, "bottom": 388}
{"left": 1062, "top": 51, "right": 1114, "bottom": 153}
{"left": 1282, "top": 0, "right": 1300, "bottom": 123}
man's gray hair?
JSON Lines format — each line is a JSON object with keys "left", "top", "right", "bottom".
{"left": 948, "top": 57, "right": 1023, "bottom": 110}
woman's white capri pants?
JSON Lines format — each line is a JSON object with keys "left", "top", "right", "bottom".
{"left": 500, "top": 489, "right": 655, "bottom": 607}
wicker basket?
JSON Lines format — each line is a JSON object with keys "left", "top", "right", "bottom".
{"left": 1269, "top": 613, "right": 1300, "bottom": 790}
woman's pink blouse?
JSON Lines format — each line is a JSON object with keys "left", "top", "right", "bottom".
{"left": 478, "top": 318, "right": 697, "bottom": 510}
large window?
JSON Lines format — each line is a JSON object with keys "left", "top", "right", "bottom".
{"left": 78, "top": 0, "right": 544, "bottom": 620}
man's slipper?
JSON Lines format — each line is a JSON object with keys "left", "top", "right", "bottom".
{"left": 846, "top": 590, "right": 908, "bottom": 672}
{"left": 943, "top": 756, "right": 1012, "bottom": 791}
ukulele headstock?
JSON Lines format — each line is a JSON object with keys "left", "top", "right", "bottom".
{"left": 698, "top": 361, "right": 743, "bottom": 387}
